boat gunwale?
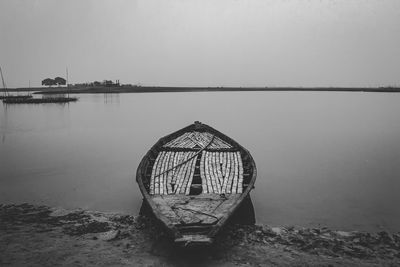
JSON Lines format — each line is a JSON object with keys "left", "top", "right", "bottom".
{"left": 136, "top": 122, "right": 257, "bottom": 241}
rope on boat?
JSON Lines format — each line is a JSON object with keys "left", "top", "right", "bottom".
{"left": 154, "top": 134, "right": 216, "bottom": 179}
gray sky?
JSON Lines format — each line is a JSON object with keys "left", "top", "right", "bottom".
{"left": 1, "top": 0, "right": 399, "bottom": 88}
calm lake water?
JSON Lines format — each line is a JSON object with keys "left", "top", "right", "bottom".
{"left": 1, "top": 92, "right": 399, "bottom": 232}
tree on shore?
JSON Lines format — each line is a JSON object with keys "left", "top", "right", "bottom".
{"left": 54, "top": 77, "right": 66, "bottom": 86}
{"left": 42, "top": 78, "right": 56, "bottom": 87}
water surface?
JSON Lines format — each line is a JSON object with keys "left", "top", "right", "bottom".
{"left": 1, "top": 92, "right": 399, "bottom": 232}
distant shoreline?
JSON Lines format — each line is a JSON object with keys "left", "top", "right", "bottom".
{"left": 2, "top": 85, "right": 400, "bottom": 94}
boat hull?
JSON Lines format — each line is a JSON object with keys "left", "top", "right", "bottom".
{"left": 136, "top": 122, "right": 257, "bottom": 246}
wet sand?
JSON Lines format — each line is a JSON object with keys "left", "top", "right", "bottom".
{"left": 1, "top": 203, "right": 399, "bottom": 266}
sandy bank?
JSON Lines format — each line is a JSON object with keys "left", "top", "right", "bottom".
{"left": 1, "top": 203, "right": 399, "bottom": 266}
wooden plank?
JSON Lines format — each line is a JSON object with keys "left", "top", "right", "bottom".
{"left": 172, "top": 153, "right": 184, "bottom": 194}
{"left": 200, "top": 151, "right": 208, "bottom": 194}
{"left": 216, "top": 152, "right": 223, "bottom": 193}
{"left": 216, "top": 152, "right": 224, "bottom": 190}
{"left": 180, "top": 152, "right": 194, "bottom": 193}
{"left": 204, "top": 152, "right": 213, "bottom": 193}
{"left": 220, "top": 152, "right": 225, "bottom": 177}
{"left": 222, "top": 152, "right": 227, "bottom": 178}
{"left": 198, "top": 132, "right": 209, "bottom": 147}
{"left": 165, "top": 132, "right": 188, "bottom": 147}
{"left": 179, "top": 154, "right": 191, "bottom": 194}
{"left": 185, "top": 155, "right": 197, "bottom": 195}
{"left": 212, "top": 152, "right": 222, "bottom": 194}
{"left": 213, "top": 138, "right": 222, "bottom": 149}
{"left": 232, "top": 152, "right": 239, "bottom": 194}
{"left": 164, "top": 151, "right": 173, "bottom": 194}
{"left": 159, "top": 151, "right": 168, "bottom": 195}
{"left": 180, "top": 152, "right": 195, "bottom": 194}
{"left": 179, "top": 137, "right": 189, "bottom": 148}
{"left": 221, "top": 152, "right": 229, "bottom": 193}
{"left": 208, "top": 152, "right": 216, "bottom": 193}
{"left": 202, "top": 151, "right": 209, "bottom": 193}
{"left": 166, "top": 151, "right": 174, "bottom": 194}
{"left": 226, "top": 152, "right": 234, "bottom": 194}
{"left": 170, "top": 151, "right": 178, "bottom": 193}
{"left": 171, "top": 152, "right": 182, "bottom": 189}
{"left": 174, "top": 152, "right": 190, "bottom": 194}
{"left": 195, "top": 132, "right": 206, "bottom": 148}
{"left": 188, "top": 132, "right": 201, "bottom": 148}
{"left": 171, "top": 151, "right": 179, "bottom": 188}
{"left": 162, "top": 152, "right": 169, "bottom": 195}
{"left": 155, "top": 151, "right": 165, "bottom": 195}
{"left": 150, "top": 151, "right": 162, "bottom": 194}
{"left": 237, "top": 151, "right": 244, "bottom": 194}
{"left": 173, "top": 133, "right": 188, "bottom": 148}
{"left": 206, "top": 152, "right": 215, "bottom": 193}
{"left": 156, "top": 151, "right": 164, "bottom": 195}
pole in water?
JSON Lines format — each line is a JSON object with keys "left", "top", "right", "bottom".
{"left": 66, "top": 67, "right": 69, "bottom": 98}
{"left": 0, "top": 66, "right": 9, "bottom": 97}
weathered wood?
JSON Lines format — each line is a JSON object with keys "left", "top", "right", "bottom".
{"left": 200, "top": 151, "right": 208, "bottom": 194}
{"left": 221, "top": 153, "right": 229, "bottom": 193}
{"left": 237, "top": 151, "right": 244, "bottom": 194}
{"left": 204, "top": 152, "right": 212, "bottom": 193}
{"left": 174, "top": 152, "right": 190, "bottom": 194}
{"left": 178, "top": 154, "right": 191, "bottom": 194}
{"left": 215, "top": 152, "right": 223, "bottom": 193}
{"left": 232, "top": 152, "right": 239, "bottom": 194}
{"left": 136, "top": 122, "right": 257, "bottom": 246}
{"left": 150, "top": 151, "right": 162, "bottom": 194}
{"left": 210, "top": 152, "right": 219, "bottom": 193}
{"left": 164, "top": 151, "right": 173, "bottom": 194}
{"left": 182, "top": 153, "right": 195, "bottom": 193}
{"left": 206, "top": 152, "right": 215, "bottom": 193}
{"left": 226, "top": 152, "right": 234, "bottom": 194}
{"left": 216, "top": 152, "right": 224, "bottom": 191}
{"left": 158, "top": 152, "right": 168, "bottom": 195}
{"left": 155, "top": 152, "right": 163, "bottom": 195}
{"left": 155, "top": 151, "right": 165, "bottom": 195}
{"left": 185, "top": 155, "right": 197, "bottom": 195}
{"left": 182, "top": 152, "right": 196, "bottom": 194}
{"left": 170, "top": 152, "right": 179, "bottom": 189}
{"left": 166, "top": 152, "right": 174, "bottom": 194}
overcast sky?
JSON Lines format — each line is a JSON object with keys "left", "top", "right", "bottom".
{"left": 1, "top": 0, "right": 399, "bottom": 88}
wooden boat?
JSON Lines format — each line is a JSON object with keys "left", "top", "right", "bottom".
{"left": 136, "top": 121, "right": 257, "bottom": 246}
{"left": 2, "top": 96, "right": 77, "bottom": 104}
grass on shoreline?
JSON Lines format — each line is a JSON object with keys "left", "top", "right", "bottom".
{"left": 1, "top": 203, "right": 399, "bottom": 266}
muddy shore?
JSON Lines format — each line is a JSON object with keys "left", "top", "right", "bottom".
{"left": 1, "top": 203, "right": 399, "bottom": 266}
